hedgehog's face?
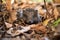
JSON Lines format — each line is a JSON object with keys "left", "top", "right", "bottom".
{"left": 23, "top": 8, "right": 41, "bottom": 24}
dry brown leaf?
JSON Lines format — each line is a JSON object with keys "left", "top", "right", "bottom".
{"left": 8, "top": 10, "right": 17, "bottom": 23}
{"left": 6, "top": 0, "right": 12, "bottom": 11}
{"left": 53, "top": 7, "right": 59, "bottom": 19}
{"left": 31, "top": 24, "right": 47, "bottom": 33}
{"left": 38, "top": 7, "right": 45, "bottom": 15}
{"left": 5, "top": 22, "right": 12, "bottom": 28}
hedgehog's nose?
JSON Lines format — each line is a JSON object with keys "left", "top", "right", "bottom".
{"left": 27, "top": 20, "right": 34, "bottom": 25}
{"left": 29, "top": 20, "right": 33, "bottom": 23}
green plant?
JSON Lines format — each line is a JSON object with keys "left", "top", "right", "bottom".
{"left": 53, "top": 18, "right": 60, "bottom": 27}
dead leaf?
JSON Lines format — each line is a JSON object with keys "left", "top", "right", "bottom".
{"left": 43, "top": 18, "right": 53, "bottom": 26}
{"left": 53, "top": 7, "right": 59, "bottom": 19}
{"left": 31, "top": 24, "right": 47, "bottom": 33}
{"left": 6, "top": 0, "right": 12, "bottom": 11}
{"left": 8, "top": 10, "right": 17, "bottom": 23}
{"left": 5, "top": 22, "right": 12, "bottom": 28}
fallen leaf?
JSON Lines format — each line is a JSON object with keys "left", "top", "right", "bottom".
{"left": 43, "top": 18, "right": 53, "bottom": 26}
{"left": 6, "top": 0, "right": 12, "bottom": 11}
{"left": 5, "top": 22, "right": 12, "bottom": 28}
{"left": 31, "top": 24, "right": 47, "bottom": 33}
{"left": 53, "top": 7, "right": 59, "bottom": 19}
